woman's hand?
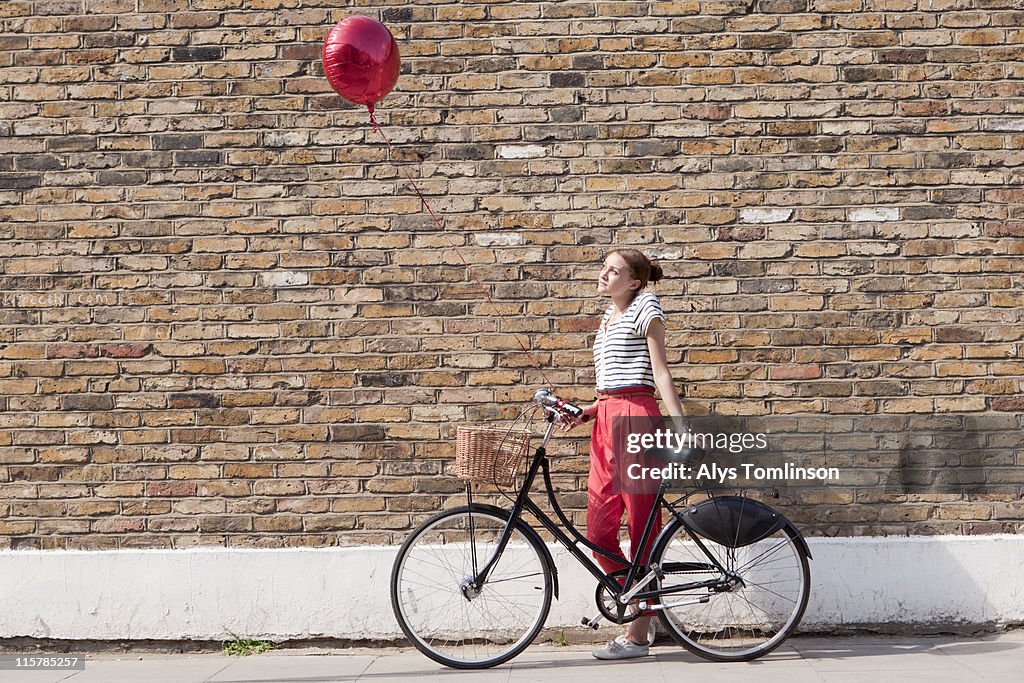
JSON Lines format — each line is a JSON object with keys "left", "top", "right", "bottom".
{"left": 559, "top": 400, "right": 598, "bottom": 432}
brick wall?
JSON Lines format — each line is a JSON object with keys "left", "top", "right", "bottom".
{"left": 1, "top": 0, "right": 1022, "bottom": 550}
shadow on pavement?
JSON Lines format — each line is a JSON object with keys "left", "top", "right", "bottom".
{"left": 650, "top": 635, "right": 1022, "bottom": 665}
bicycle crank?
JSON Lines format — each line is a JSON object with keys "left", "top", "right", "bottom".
{"left": 594, "top": 570, "right": 653, "bottom": 624}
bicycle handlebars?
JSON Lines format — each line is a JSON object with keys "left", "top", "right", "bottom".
{"left": 533, "top": 388, "right": 590, "bottom": 423}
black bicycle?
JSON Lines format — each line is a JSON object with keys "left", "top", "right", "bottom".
{"left": 390, "top": 389, "right": 812, "bottom": 669}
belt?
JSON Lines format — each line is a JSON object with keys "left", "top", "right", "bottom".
{"left": 597, "top": 389, "right": 655, "bottom": 401}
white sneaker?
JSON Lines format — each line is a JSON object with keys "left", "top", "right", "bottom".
{"left": 591, "top": 634, "right": 650, "bottom": 660}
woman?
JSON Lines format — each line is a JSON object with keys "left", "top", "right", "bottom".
{"left": 564, "top": 249, "right": 686, "bottom": 660}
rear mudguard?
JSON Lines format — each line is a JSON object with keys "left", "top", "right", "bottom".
{"left": 671, "top": 495, "right": 812, "bottom": 560}
{"left": 470, "top": 504, "right": 560, "bottom": 600}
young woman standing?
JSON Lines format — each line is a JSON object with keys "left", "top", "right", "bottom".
{"left": 564, "top": 249, "right": 686, "bottom": 660}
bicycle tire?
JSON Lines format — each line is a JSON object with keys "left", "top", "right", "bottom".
{"left": 651, "top": 505, "right": 810, "bottom": 662}
{"left": 390, "top": 505, "right": 553, "bottom": 669}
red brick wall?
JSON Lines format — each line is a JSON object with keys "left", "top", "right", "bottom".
{"left": 1, "top": 1, "right": 1022, "bottom": 549}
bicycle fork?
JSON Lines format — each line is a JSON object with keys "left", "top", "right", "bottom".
{"left": 462, "top": 443, "right": 551, "bottom": 597}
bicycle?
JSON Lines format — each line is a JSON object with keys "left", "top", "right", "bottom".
{"left": 390, "top": 389, "right": 812, "bottom": 669}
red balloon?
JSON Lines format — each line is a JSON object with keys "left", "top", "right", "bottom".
{"left": 322, "top": 16, "right": 401, "bottom": 113}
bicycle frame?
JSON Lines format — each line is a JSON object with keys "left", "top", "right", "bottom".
{"left": 468, "top": 413, "right": 733, "bottom": 612}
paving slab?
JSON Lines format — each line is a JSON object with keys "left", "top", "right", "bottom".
{"left": 796, "top": 637, "right": 1002, "bottom": 674}
{"left": 0, "top": 671, "right": 77, "bottom": 683}
{"left": 57, "top": 656, "right": 230, "bottom": 683}
{"left": 936, "top": 638, "right": 1024, "bottom": 682}
{"left": 655, "top": 665, "right": 828, "bottom": 683}
{"left": 359, "top": 651, "right": 509, "bottom": 682}
{"left": 649, "top": 643, "right": 820, "bottom": 683}
{"left": 509, "top": 648, "right": 665, "bottom": 682}
{"left": 209, "top": 654, "right": 376, "bottom": 683}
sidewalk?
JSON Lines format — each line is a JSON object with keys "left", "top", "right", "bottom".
{"left": 5, "top": 632, "right": 1022, "bottom": 683}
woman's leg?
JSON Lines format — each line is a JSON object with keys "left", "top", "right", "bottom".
{"left": 586, "top": 489, "right": 627, "bottom": 575}
{"left": 623, "top": 490, "right": 662, "bottom": 644}
{"left": 622, "top": 395, "right": 664, "bottom": 644}
{"left": 586, "top": 399, "right": 629, "bottom": 574}
{"left": 623, "top": 491, "right": 663, "bottom": 569}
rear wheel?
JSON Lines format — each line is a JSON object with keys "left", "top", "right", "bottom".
{"left": 390, "top": 505, "right": 553, "bottom": 669}
{"left": 651, "top": 510, "right": 810, "bottom": 661}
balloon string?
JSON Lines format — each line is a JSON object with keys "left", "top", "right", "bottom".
{"left": 368, "top": 111, "right": 553, "bottom": 389}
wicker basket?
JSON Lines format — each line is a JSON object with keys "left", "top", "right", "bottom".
{"left": 454, "top": 425, "right": 532, "bottom": 486}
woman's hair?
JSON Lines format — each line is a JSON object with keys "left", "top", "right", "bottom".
{"left": 610, "top": 249, "right": 663, "bottom": 293}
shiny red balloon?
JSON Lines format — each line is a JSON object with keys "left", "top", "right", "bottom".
{"left": 322, "top": 16, "right": 401, "bottom": 113}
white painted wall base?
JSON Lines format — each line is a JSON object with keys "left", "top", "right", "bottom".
{"left": 1, "top": 535, "right": 1021, "bottom": 640}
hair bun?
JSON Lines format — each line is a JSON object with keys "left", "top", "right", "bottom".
{"left": 649, "top": 261, "right": 664, "bottom": 283}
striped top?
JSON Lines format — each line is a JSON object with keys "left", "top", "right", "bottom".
{"left": 593, "top": 291, "right": 666, "bottom": 392}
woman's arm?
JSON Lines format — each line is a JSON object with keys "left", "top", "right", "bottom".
{"left": 646, "top": 318, "right": 685, "bottom": 418}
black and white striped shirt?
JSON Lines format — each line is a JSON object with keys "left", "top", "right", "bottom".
{"left": 593, "top": 291, "right": 665, "bottom": 392}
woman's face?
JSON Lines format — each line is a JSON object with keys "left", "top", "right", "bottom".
{"left": 597, "top": 253, "right": 640, "bottom": 298}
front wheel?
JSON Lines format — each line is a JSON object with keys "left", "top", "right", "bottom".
{"left": 390, "top": 505, "right": 553, "bottom": 669}
{"left": 651, "top": 508, "right": 810, "bottom": 661}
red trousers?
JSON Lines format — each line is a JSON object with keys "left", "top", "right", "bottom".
{"left": 586, "top": 388, "right": 663, "bottom": 575}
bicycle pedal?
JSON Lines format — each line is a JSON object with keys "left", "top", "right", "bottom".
{"left": 581, "top": 616, "right": 601, "bottom": 630}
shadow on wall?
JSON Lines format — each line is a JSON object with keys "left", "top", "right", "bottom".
{"left": 882, "top": 414, "right": 1021, "bottom": 513}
